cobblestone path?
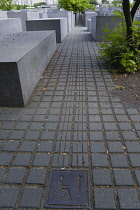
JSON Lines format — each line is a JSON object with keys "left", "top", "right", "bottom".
{"left": 1, "top": 26, "right": 140, "bottom": 209}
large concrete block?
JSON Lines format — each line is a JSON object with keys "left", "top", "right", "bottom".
{"left": 26, "top": 18, "right": 67, "bottom": 43}
{"left": 0, "top": 31, "right": 56, "bottom": 107}
{"left": 26, "top": 11, "right": 40, "bottom": 20}
{"left": 0, "top": 11, "right": 7, "bottom": 18}
{"left": 87, "top": 19, "right": 91, "bottom": 32}
{"left": 47, "top": 11, "right": 72, "bottom": 32}
{"left": 7, "top": 11, "right": 27, "bottom": 31}
{"left": 91, "top": 16, "right": 122, "bottom": 41}
{"left": 84, "top": 11, "right": 97, "bottom": 26}
{"left": 0, "top": 18, "right": 22, "bottom": 37}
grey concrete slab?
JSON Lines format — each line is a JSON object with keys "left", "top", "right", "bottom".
{"left": 0, "top": 18, "right": 22, "bottom": 37}
{"left": 91, "top": 15, "right": 122, "bottom": 41}
{"left": 26, "top": 18, "right": 67, "bottom": 43}
{"left": 0, "top": 31, "right": 56, "bottom": 107}
{"left": 47, "top": 11, "right": 73, "bottom": 32}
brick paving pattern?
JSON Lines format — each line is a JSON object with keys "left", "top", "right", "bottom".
{"left": 0, "top": 26, "right": 140, "bottom": 209}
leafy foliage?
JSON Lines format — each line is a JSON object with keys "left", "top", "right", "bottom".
{"left": 58, "top": 0, "right": 95, "bottom": 14}
{"left": 99, "top": 19, "right": 140, "bottom": 73}
{"left": 0, "top": 0, "right": 12, "bottom": 11}
{"left": 33, "top": 2, "right": 46, "bottom": 8}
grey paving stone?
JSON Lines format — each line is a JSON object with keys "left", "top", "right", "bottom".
{"left": 107, "top": 142, "right": 124, "bottom": 153}
{"left": 20, "top": 187, "right": 42, "bottom": 208}
{"left": 89, "top": 123, "right": 102, "bottom": 130}
{"left": 129, "top": 115, "right": 140, "bottom": 122}
{"left": 116, "top": 115, "right": 129, "bottom": 121}
{"left": 37, "top": 141, "right": 53, "bottom": 152}
{"left": 94, "top": 189, "right": 116, "bottom": 209}
{"left": 57, "top": 131, "right": 71, "bottom": 141}
{"left": 72, "top": 142, "right": 87, "bottom": 153}
{"left": 105, "top": 131, "right": 120, "bottom": 140}
{"left": 52, "top": 154, "right": 69, "bottom": 167}
{"left": 44, "top": 122, "right": 58, "bottom": 130}
{"left": 0, "top": 153, "right": 13, "bottom": 166}
{"left": 93, "top": 169, "right": 112, "bottom": 185}
{"left": 8, "top": 130, "right": 24, "bottom": 140}
{"left": 101, "top": 108, "right": 113, "bottom": 114}
{"left": 32, "top": 154, "right": 50, "bottom": 166}
{"left": 102, "top": 115, "right": 115, "bottom": 122}
{"left": 119, "top": 122, "right": 133, "bottom": 130}
{"left": 125, "top": 142, "right": 140, "bottom": 152}
{"left": 0, "top": 187, "right": 19, "bottom": 207}
{"left": 2, "top": 140, "right": 19, "bottom": 151}
{"left": 29, "top": 122, "right": 43, "bottom": 130}
{"left": 91, "top": 154, "right": 109, "bottom": 167}
{"left": 24, "top": 131, "right": 39, "bottom": 140}
{"left": 0, "top": 168, "right": 6, "bottom": 181}
{"left": 2, "top": 122, "right": 15, "bottom": 129}
{"left": 26, "top": 168, "right": 46, "bottom": 184}
{"left": 122, "top": 131, "right": 137, "bottom": 140}
{"left": 72, "top": 154, "right": 88, "bottom": 167}
{"left": 7, "top": 114, "right": 21, "bottom": 121}
{"left": 41, "top": 131, "right": 55, "bottom": 140}
{"left": 90, "top": 142, "right": 106, "bottom": 153}
{"left": 134, "top": 170, "right": 140, "bottom": 186}
{"left": 129, "top": 154, "right": 140, "bottom": 167}
{"left": 33, "top": 115, "right": 46, "bottom": 121}
{"left": 20, "top": 115, "right": 33, "bottom": 121}
{"left": 113, "top": 169, "right": 134, "bottom": 185}
{"left": 19, "top": 141, "right": 36, "bottom": 152}
{"left": 73, "top": 131, "right": 87, "bottom": 141}
{"left": 0, "top": 130, "right": 10, "bottom": 139}
{"left": 110, "top": 154, "right": 129, "bottom": 167}
{"left": 55, "top": 142, "right": 70, "bottom": 153}
{"left": 104, "top": 123, "right": 117, "bottom": 130}
{"left": 5, "top": 168, "right": 25, "bottom": 184}
{"left": 13, "top": 153, "right": 31, "bottom": 166}
{"left": 113, "top": 108, "right": 126, "bottom": 114}
{"left": 127, "top": 109, "right": 139, "bottom": 114}
{"left": 133, "top": 123, "right": 140, "bottom": 130}
{"left": 15, "top": 122, "right": 29, "bottom": 130}
{"left": 118, "top": 189, "right": 140, "bottom": 209}
{"left": 89, "top": 115, "right": 101, "bottom": 122}
{"left": 90, "top": 131, "right": 103, "bottom": 141}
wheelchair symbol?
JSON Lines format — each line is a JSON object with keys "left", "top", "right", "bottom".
{"left": 51, "top": 175, "right": 71, "bottom": 200}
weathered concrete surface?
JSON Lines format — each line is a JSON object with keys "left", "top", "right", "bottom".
{"left": 84, "top": 11, "right": 97, "bottom": 27}
{"left": 7, "top": 11, "right": 27, "bottom": 31}
{"left": 0, "top": 31, "right": 56, "bottom": 107}
{"left": 0, "top": 18, "right": 22, "bottom": 37}
{"left": 0, "top": 11, "right": 7, "bottom": 18}
{"left": 7, "top": 10, "right": 40, "bottom": 31}
{"left": 91, "top": 15, "right": 122, "bottom": 41}
{"left": 47, "top": 11, "right": 72, "bottom": 32}
{"left": 87, "top": 19, "right": 91, "bottom": 32}
{"left": 26, "top": 18, "right": 67, "bottom": 43}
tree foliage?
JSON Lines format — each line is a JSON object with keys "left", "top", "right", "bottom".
{"left": 0, "top": 0, "right": 13, "bottom": 11}
{"left": 33, "top": 2, "right": 46, "bottom": 8}
{"left": 58, "top": 0, "right": 95, "bottom": 14}
{"left": 99, "top": 0, "right": 140, "bottom": 73}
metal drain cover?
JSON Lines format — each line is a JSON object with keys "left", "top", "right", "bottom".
{"left": 44, "top": 170, "right": 90, "bottom": 209}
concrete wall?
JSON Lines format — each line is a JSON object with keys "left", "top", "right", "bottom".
{"left": 91, "top": 16, "right": 122, "bottom": 41}
{"left": 0, "top": 11, "right": 7, "bottom": 19}
{"left": 7, "top": 11, "right": 27, "bottom": 31}
{"left": 84, "top": 11, "right": 97, "bottom": 27}
{"left": 47, "top": 11, "right": 72, "bottom": 32}
{"left": 0, "top": 18, "right": 22, "bottom": 37}
{"left": 87, "top": 19, "right": 91, "bottom": 32}
{"left": 26, "top": 18, "right": 68, "bottom": 43}
{"left": 0, "top": 31, "right": 56, "bottom": 107}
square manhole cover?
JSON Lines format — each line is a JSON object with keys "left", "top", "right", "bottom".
{"left": 44, "top": 170, "right": 90, "bottom": 209}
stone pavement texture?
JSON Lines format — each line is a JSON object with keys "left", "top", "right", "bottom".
{"left": 0, "top": 26, "right": 140, "bottom": 209}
